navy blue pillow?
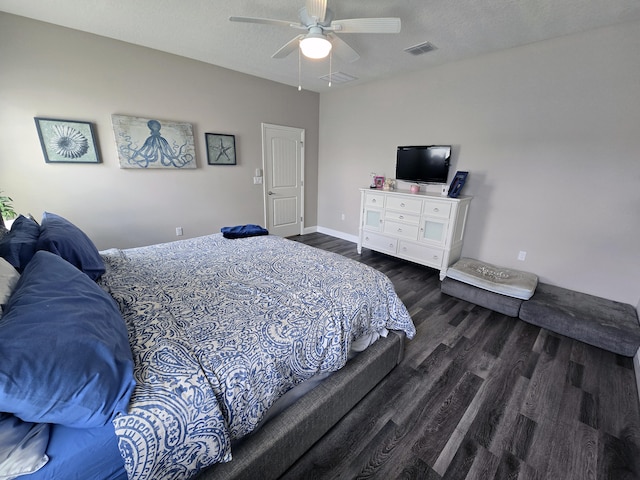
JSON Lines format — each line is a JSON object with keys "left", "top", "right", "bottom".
{"left": 221, "top": 224, "right": 268, "bottom": 239}
{"left": 36, "top": 212, "right": 105, "bottom": 280}
{"left": 0, "top": 251, "right": 135, "bottom": 428}
{"left": 0, "top": 215, "right": 40, "bottom": 272}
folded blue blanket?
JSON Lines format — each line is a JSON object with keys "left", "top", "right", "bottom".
{"left": 221, "top": 224, "right": 269, "bottom": 239}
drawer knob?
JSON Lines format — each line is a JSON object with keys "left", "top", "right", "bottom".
{"left": 433, "top": 207, "right": 439, "bottom": 212}
{"left": 433, "top": 255, "right": 439, "bottom": 259}
{"left": 365, "top": 237, "right": 369, "bottom": 241}
{"left": 400, "top": 202, "right": 405, "bottom": 207}
{"left": 399, "top": 215, "right": 404, "bottom": 219}
{"left": 389, "top": 243, "right": 394, "bottom": 248}
{"left": 397, "top": 228, "right": 402, "bottom": 232}
{"left": 372, "top": 199, "right": 377, "bottom": 203}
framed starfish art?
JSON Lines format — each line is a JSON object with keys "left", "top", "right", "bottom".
{"left": 34, "top": 117, "right": 101, "bottom": 164}
{"left": 205, "top": 133, "right": 236, "bottom": 165}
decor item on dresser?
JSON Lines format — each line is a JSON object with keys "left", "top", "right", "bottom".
{"left": 111, "top": 114, "right": 196, "bottom": 169}
{"left": 358, "top": 188, "right": 471, "bottom": 280}
{"left": 374, "top": 175, "right": 385, "bottom": 188}
{"left": 34, "top": 117, "right": 101, "bottom": 164}
{"left": 448, "top": 170, "right": 469, "bottom": 198}
{"left": 383, "top": 178, "right": 396, "bottom": 191}
{"left": 206, "top": 133, "right": 237, "bottom": 165}
{"left": 0, "top": 214, "right": 415, "bottom": 480}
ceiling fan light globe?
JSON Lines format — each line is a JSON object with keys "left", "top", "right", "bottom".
{"left": 299, "top": 36, "right": 332, "bottom": 59}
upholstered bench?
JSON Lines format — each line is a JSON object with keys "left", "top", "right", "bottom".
{"left": 519, "top": 283, "right": 640, "bottom": 357}
{"left": 441, "top": 258, "right": 538, "bottom": 317}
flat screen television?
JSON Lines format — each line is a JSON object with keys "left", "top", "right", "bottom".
{"left": 396, "top": 145, "right": 451, "bottom": 184}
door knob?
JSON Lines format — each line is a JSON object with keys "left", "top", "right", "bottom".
{"left": 268, "top": 191, "right": 274, "bottom": 195}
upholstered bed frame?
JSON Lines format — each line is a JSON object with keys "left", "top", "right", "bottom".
{"left": 198, "top": 330, "right": 406, "bottom": 479}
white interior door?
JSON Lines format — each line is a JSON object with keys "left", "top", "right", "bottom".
{"left": 262, "top": 123, "right": 304, "bottom": 237}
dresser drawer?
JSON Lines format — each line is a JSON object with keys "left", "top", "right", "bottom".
{"left": 398, "top": 241, "right": 444, "bottom": 268}
{"left": 384, "top": 211, "right": 420, "bottom": 225}
{"left": 364, "top": 192, "right": 385, "bottom": 208}
{"left": 383, "top": 220, "right": 419, "bottom": 240}
{"left": 422, "top": 200, "right": 451, "bottom": 219}
{"left": 361, "top": 231, "right": 397, "bottom": 254}
{"left": 386, "top": 196, "right": 423, "bottom": 214}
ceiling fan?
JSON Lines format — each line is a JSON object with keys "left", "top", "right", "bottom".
{"left": 229, "top": 0, "right": 401, "bottom": 63}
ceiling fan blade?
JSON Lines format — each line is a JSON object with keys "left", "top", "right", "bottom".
{"left": 327, "top": 34, "right": 360, "bottom": 63}
{"left": 229, "top": 16, "right": 294, "bottom": 28}
{"left": 305, "top": 0, "right": 327, "bottom": 23}
{"left": 272, "top": 35, "right": 305, "bottom": 59}
{"left": 331, "top": 17, "right": 401, "bottom": 34}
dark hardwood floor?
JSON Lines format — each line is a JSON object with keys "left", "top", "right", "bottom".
{"left": 282, "top": 232, "right": 640, "bottom": 480}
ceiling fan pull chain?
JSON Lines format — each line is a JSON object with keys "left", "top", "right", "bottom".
{"left": 298, "top": 46, "right": 302, "bottom": 91}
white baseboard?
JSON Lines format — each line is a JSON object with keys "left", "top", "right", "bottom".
{"left": 315, "top": 226, "right": 359, "bottom": 244}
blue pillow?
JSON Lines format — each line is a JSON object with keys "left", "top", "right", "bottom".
{"left": 0, "top": 215, "right": 40, "bottom": 272}
{"left": 36, "top": 212, "right": 105, "bottom": 280}
{"left": 221, "top": 224, "right": 268, "bottom": 239}
{"left": 0, "top": 250, "right": 135, "bottom": 428}
{"left": 0, "top": 413, "right": 49, "bottom": 478}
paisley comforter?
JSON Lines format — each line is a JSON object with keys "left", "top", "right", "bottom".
{"left": 99, "top": 234, "right": 414, "bottom": 480}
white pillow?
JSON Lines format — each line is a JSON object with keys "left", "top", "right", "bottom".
{"left": 0, "top": 414, "right": 49, "bottom": 480}
{"left": 0, "top": 258, "right": 19, "bottom": 317}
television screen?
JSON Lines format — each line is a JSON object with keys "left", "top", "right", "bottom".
{"left": 396, "top": 146, "right": 451, "bottom": 184}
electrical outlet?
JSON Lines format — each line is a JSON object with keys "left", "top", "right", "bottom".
{"left": 253, "top": 176, "right": 263, "bottom": 184}
{"left": 518, "top": 251, "right": 526, "bottom": 261}
{"left": 176, "top": 227, "right": 183, "bottom": 236}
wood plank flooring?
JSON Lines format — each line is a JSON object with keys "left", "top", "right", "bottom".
{"left": 281, "top": 232, "right": 640, "bottom": 480}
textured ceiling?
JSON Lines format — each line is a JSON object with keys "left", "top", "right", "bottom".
{"left": 1, "top": 0, "right": 639, "bottom": 93}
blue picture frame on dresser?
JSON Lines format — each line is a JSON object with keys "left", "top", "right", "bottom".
{"left": 448, "top": 171, "right": 468, "bottom": 198}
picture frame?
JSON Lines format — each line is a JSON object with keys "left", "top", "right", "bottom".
{"left": 112, "top": 114, "right": 196, "bottom": 169}
{"left": 34, "top": 117, "right": 101, "bottom": 164}
{"left": 448, "top": 171, "right": 469, "bottom": 198}
{"left": 374, "top": 176, "right": 385, "bottom": 188}
{"left": 206, "top": 133, "right": 236, "bottom": 165}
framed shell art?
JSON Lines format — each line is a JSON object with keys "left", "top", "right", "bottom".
{"left": 205, "top": 133, "right": 236, "bottom": 165}
{"left": 34, "top": 117, "right": 101, "bottom": 164}
{"left": 111, "top": 114, "right": 196, "bottom": 169}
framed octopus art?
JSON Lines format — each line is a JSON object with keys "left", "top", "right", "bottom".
{"left": 111, "top": 114, "right": 196, "bottom": 169}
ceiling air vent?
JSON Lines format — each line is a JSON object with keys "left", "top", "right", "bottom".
{"left": 319, "top": 71, "right": 358, "bottom": 85}
{"left": 404, "top": 41, "right": 437, "bottom": 56}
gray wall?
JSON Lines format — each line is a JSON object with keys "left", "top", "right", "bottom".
{"left": 0, "top": 13, "right": 319, "bottom": 250}
{"left": 1, "top": 13, "right": 638, "bottom": 307}
{"left": 317, "top": 20, "right": 640, "bottom": 306}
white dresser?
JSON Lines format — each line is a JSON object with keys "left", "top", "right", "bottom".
{"left": 357, "top": 188, "right": 472, "bottom": 280}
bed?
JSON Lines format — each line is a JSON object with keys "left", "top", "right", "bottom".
{"left": 0, "top": 213, "right": 415, "bottom": 480}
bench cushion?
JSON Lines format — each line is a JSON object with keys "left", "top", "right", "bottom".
{"left": 519, "top": 283, "right": 640, "bottom": 357}
{"left": 441, "top": 277, "right": 523, "bottom": 317}
{"left": 446, "top": 258, "right": 538, "bottom": 300}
